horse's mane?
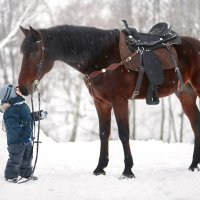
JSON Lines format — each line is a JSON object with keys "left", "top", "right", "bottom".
{"left": 21, "top": 24, "right": 119, "bottom": 65}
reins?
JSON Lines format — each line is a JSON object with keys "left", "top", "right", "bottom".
{"left": 30, "top": 81, "right": 41, "bottom": 175}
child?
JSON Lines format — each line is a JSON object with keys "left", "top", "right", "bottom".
{"left": 0, "top": 84, "right": 47, "bottom": 183}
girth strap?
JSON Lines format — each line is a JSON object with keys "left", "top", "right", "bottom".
{"left": 130, "top": 54, "right": 145, "bottom": 99}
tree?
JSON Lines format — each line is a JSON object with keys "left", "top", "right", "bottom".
{"left": 160, "top": 99, "right": 165, "bottom": 141}
{"left": 69, "top": 74, "right": 83, "bottom": 142}
{"left": 179, "top": 109, "right": 184, "bottom": 143}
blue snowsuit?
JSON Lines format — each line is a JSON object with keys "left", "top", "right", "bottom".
{"left": 3, "top": 95, "right": 33, "bottom": 179}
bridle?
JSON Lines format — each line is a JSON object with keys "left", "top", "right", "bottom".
{"left": 33, "top": 30, "right": 45, "bottom": 87}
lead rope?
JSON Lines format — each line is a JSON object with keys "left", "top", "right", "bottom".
{"left": 32, "top": 86, "right": 41, "bottom": 174}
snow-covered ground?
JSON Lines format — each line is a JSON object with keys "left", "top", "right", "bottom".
{"left": 0, "top": 133, "right": 200, "bottom": 200}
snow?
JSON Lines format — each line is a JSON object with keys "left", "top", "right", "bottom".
{"left": 0, "top": 133, "right": 200, "bottom": 200}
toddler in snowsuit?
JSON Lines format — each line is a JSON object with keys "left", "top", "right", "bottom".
{"left": 0, "top": 84, "right": 47, "bottom": 183}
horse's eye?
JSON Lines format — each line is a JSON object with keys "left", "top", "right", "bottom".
{"left": 31, "top": 52, "right": 37, "bottom": 58}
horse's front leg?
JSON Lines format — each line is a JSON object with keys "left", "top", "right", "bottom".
{"left": 93, "top": 99, "right": 112, "bottom": 175}
{"left": 113, "top": 97, "right": 135, "bottom": 178}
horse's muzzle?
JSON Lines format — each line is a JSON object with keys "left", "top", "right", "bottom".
{"left": 18, "top": 85, "right": 29, "bottom": 96}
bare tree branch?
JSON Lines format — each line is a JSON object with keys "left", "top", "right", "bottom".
{"left": 0, "top": 2, "right": 34, "bottom": 49}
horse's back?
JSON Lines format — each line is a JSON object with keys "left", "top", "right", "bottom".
{"left": 176, "top": 36, "right": 200, "bottom": 54}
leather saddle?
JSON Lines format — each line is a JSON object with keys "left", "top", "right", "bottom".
{"left": 120, "top": 20, "right": 181, "bottom": 105}
{"left": 122, "top": 20, "right": 181, "bottom": 49}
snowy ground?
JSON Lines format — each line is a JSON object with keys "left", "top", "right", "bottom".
{"left": 0, "top": 134, "right": 200, "bottom": 200}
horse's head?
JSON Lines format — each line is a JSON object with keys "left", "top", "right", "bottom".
{"left": 18, "top": 26, "right": 54, "bottom": 95}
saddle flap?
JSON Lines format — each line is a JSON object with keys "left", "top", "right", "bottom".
{"left": 142, "top": 50, "right": 164, "bottom": 85}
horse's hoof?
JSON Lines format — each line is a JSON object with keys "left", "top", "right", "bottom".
{"left": 189, "top": 166, "right": 200, "bottom": 172}
{"left": 93, "top": 169, "right": 106, "bottom": 176}
{"left": 120, "top": 173, "right": 135, "bottom": 179}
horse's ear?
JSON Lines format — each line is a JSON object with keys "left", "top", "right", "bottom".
{"left": 20, "top": 26, "right": 29, "bottom": 36}
{"left": 29, "top": 26, "right": 41, "bottom": 41}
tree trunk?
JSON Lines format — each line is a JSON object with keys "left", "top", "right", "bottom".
{"left": 168, "top": 96, "right": 178, "bottom": 142}
{"left": 160, "top": 98, "right": 165, "bottom": 141}
{"left": 130, "top": 100, "right": 136, "bottom": 140}
{"left": 179, "top": 109, "right": 184, "bottom": 143}
{"left": 153, "top": 0, "right": 160, "bottom": 22}
{"left": 69, "top": 75, "right": 82, "bottom": 142}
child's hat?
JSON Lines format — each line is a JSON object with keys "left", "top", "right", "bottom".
{"left": 0, "top": 84, "right": 17, "bottom": 103}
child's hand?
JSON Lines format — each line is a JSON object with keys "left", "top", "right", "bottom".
{"left": 32, "top": 110, "right": 48, "bottom": 121}
{"left": 40, "top": 110, "right": 48, "bottom": 119}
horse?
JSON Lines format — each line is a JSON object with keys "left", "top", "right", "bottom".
{"left": 18, "top": 23, "right": 200, "bottom": 178}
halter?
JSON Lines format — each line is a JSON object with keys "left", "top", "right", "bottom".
{"left": 34, "top": 30, "right": 45, "bottom": 85}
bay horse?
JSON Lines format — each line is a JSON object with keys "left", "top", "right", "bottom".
{"left": 18, "top": 24, "right": 200, "bottom": 178}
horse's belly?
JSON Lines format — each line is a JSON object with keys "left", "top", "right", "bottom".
{"left": 133, "top": 68, "right": 178, "bottom": 99}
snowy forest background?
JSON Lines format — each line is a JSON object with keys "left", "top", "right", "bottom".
{"left": 0, "top": 0, "right": 200, "bottom": 143}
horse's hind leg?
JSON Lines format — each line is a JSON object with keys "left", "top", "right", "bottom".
{"left": 176, "top": 83, "right": 200, "bottom": 170}
{"left": 93, "top": 100, "right": 112, "bottom": 175}
{"left": 112, "top": 97, "right": 134, "bottom": 178}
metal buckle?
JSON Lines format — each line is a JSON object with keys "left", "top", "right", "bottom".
{"left": 131, "top": 90, "right": 139, "bottom": 99}
{"left": 133, "top": 91, "right": 139, "bottom": 96}
{"left": 126, "top": 57, "right": 132, "bottom": 62}
{"left": 34, "top": 80, "right": 40, "bottom": 85}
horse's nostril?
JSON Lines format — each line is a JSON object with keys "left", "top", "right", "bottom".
{"left": 19, "top": 85, "right": 29, "bottom": 96}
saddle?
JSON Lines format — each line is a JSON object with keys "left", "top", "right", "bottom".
{"left": 120, "top": 20, "right": 182, "bottom": 105}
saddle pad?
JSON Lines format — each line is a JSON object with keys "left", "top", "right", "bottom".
{"left": 119, "top": 32, "right": 178, "bottom": 71}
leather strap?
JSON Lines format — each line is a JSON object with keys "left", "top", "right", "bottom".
{"left": 130, "top": 54, "right": 145, "bottom": 99}
{"left": 86, "top": 49, "right": 139, "bottom": 80}
{"left": 166, "top": 43, "right": 183, "bottom": 92}
{"left": 87, "top": 61, "right": 124, "bottom": 79}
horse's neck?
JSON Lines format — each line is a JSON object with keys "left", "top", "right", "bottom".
{"left": 51, "top": 40, "right": 90, "bottom": 72}
{"left": 45, "top": 27, "right": 120, "bottom": 75}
